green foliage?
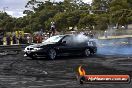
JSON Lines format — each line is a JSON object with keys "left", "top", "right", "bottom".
{"left": 78, "top": 14, "right": 96, "bottom": 30}
{"left": 0, "top": 13, "right": 15, "bottom": 32}
{"left": 95, "top": 14, "right": 109, "bottom": 30}
{"left": 0, "top": 0, "right": 132, "bottom": 33}
{"left": 109, "top": 0, "right": 131, "bottom": 28}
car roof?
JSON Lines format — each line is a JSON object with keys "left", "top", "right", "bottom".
{"left": 64, "top": 34, "right": 85, "bottom": 37}
{"left": 64, "top": 34, "right": 77, "bottom": 36}
{"left": 54, "top": 34, "right": 87, "bottom": 38}
{"left": 54, "top": 34, "right": 73, "bottom": 37}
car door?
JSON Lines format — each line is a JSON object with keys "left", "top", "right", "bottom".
{"left": 71, "top": 36, "right": 85, "bottom": 54}
{"left": 57, "top": 35, "right": 75, "bottom": 55}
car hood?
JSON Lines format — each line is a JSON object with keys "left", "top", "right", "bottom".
{"left": 28, "top": 42, "right": 56, "bottom": 48}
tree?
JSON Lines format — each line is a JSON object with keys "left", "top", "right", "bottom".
{"left": 94, "top": 14, "right": 109, "bottom": 30}
{"left": 92, "top": 0, "right": 112, "bottom": 14}
{"left": 0, "top": 12, "right": 15, "bottom": 32}
{"left": 1, "top": 0, "right": 132, "bottom": 33}
{"left": 78, "top": 14, "right": 96, "bottom": 30}
{"left": 110, "top": 0, "right": 131, "bottom": 29}
{"left": 25, "top": 0, "right": 44, "bottom": 12}
{"left": 53, "top": 12, "right": 68, "bottom": 31}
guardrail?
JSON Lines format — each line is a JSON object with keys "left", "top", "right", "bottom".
{"left": 0, "top": 44, "right": 30, "bottom": 54}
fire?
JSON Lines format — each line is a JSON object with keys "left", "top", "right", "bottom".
{"left": 78, "top": 66, "right": 86, "bottom": 76}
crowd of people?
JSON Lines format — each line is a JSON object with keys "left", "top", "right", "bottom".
{"left": 0, "top": 33, "right": 46, "bottom": 45}
{"left": 4, "top": 34, "right": 30, "bottom": 45}
{"left": 0, "top": 22, "right": 96, "bottom": 45}
{"left": 0, "top": 30, "right": 58, "bottom": 46}
{"left": 0, "top": 31, "right": 95, "bottom": 45}
{"left": 0, "top": 21, "right": 57, "bottom": 45}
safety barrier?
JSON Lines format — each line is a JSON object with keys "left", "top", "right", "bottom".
{"left": 0, "top": 44, "right": 30, "bottom": 52}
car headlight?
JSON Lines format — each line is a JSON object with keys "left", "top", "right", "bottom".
{"left": 24, "top": 47, "right": 28, "bottom": 52}
{"left": 33, "top": 48, "right": 42, "bottom": 51}
{"left": 24, "top": 47, "right": 42, "bottom": 52}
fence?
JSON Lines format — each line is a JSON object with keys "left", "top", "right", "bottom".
{"left": 0, "top": 44, "right": 30, "bottom": 55}
{"left": 96, "top": 29, "right": 132, "bottom": 39}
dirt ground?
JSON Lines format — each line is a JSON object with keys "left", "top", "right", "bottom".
{"left": 0, "top": 52, "right": 131, "bottom": 88}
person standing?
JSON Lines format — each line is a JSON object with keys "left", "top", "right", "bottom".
{"left": 49, "top": 22, "right": 56, "bottom": 37}
{"left": 27, "top": 35, "right": 30, "bottom": 44}
{"left": 0, "top": 35, "right": 3, "bottom": 45}
{"left": 0, "top": 30, "right": 4, "bottom": 45}
{"left": 104, "top": 31, "right": 108, "bottom": 38}
{"left": 19, "top": 35, "right": 23, "bottom": 44}
{"left": 12, "top": 35, "right": 17, "bottom": 44}
{"left": 6, "top": 35, "right": 11, "bottom": 45}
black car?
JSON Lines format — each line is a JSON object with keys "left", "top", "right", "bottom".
{"left": 24, "top": 34, "right": 97, "bottom": 59}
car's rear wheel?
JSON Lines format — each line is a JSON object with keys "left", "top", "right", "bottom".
{"left": 84, "top": 48, "right": 90, "bottom": 57}
{"left": 48, "top": 49, "right": 56, "bottom": 60}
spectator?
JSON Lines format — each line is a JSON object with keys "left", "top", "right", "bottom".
{"left": 104, "top": 31, "right": 108, "bottom": 38}
{"left": 27, "top": 35, "right": 30, "bottom": 44}
{"left": 12, "top": 35, "right": 17, "bottom": 44}
{"left": 49, "top": 31, "right": 52, "bottom": 38}
{"left": 29, "top": 34, "right": 33, "bottom": 44}
{"left": 26, "top": 34, "right": 32, "bottom": 44}
{"left": 49, "top": 22, "right": 56, "bottom": 37}
{"left": 6, "top": 35, "right": 11, "bottom": 45}
{"left": 19, "top": 35, "right": 23, "bottom": 44}
{"left": 0, "top": 37, "right": 3, "bottom": 45}
{"left": 36, "top": 35, "right": 39, "bottom": 43}
{"left": 38, "top": 34, "right": 43, "bottom": 43}
{"left": 0, "top": 31, "right": 4, "bottom": 45}
{"left": 89, "top": 32, "right": 94, "bottom": 38}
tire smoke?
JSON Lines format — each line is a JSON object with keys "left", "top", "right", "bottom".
{"left": 96, "top": 37, "right": 132, "bottom": 56}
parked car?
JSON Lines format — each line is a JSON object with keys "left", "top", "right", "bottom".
{"left": 24, "top": 34, "right": 97, "bottom": 59}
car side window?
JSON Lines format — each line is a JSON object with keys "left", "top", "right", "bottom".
{"left": 62, "top": 36, "right": 73, "bottom": 45}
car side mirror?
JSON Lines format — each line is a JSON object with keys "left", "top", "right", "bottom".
{"left": 62, "top": 41, "right": 66, "bottom": 44}
{"left": 59, "top": 41, "right": 66, "bottom": 45}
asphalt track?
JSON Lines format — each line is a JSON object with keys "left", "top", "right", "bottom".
{"left": 0, "top": 37, "right": 132, "bottom": 88}
{"left": 0, "top": 52, "right": 131, "bottom": 88}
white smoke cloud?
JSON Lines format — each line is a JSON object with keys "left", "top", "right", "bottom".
{"left": 73, "top": 33, "right": 89, "bottom": 43}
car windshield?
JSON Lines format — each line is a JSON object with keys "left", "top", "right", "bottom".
{"left": 43, "top": 35, "right": 64, "bottom": 43}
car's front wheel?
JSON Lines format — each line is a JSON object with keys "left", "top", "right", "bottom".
{"left": 84, "top": 48, "right": 90, "bottom": 57}
{"left": 29, "top": 54, "right": 36, "bottom": 59}
{"left": 47, "top": 49, "right": 57, "bottom": 60}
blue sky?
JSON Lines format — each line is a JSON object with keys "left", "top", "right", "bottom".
{"left": 0, "top": 0, "right": 92, "bottom": 18}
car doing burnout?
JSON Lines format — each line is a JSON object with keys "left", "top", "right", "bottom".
{"left": 24, "top": 34, "right": 97, "bottom": 59}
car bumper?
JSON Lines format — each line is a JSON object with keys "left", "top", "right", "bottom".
{"left": 24, "top": 50, "right": 47, "bottom": 58}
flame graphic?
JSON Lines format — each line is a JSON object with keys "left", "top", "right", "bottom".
{"left": 78, "top": 66, "right": 86, "bottom": 76}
